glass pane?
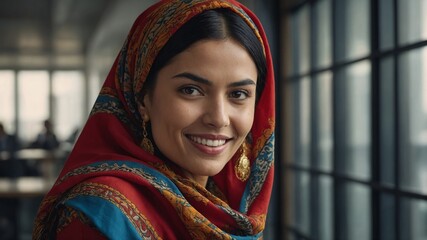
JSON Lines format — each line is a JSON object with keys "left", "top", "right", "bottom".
{"left": 314, "top": 72, "right": 333, "bottom": 171}
{"left": 336, "top": 61, "right": 372, "bottom": 180}
{"left": 290, "top": 6, "right": 310, "bottom": 75}
{"left": 292, "top": 77, "right": 311, "bottom": 167}
{"left": 313, "top": 0, "right": 332, "bottom": 68}
{"left": 286, "top": 231, "right": 298, "bottom": 240}
{"left": 380, "top": 193, "right": 396, "bottom": 240}
{"left": 380, "top": 57, "right": 395, "bottom": 185}
{"left": 292, "top": 171, "right": 310, "bottom": 235}
{"left": 379, "top": 0, "right": 395, "bottom": 50}
{"left": 285, "top": 169, "right": 295, "bottom": 228}
{"left": 335, "top": 0, "right": 371, "bottom": 62}
{"left": 318, "top": 176, "right": 333, "bottom": 240}
{"left": 0, "top": 70, "right": 15, "bottom": 133}
{"left": 340, "top": 182, "right": 371, "bottom": 240}
{"left": 401, "top": 198, "right": 427, "bottom": 240}
{"left": 52, "top": 71, "right": 85, "bottom": 142}
{"left": 399, "top": 47, "right": 427, "bottom": 194}
{"left": 18, "top": 71, "right": 49, "bottom": 143}
{"left": 398, "top": 0, "right": 427, "bottom": 46}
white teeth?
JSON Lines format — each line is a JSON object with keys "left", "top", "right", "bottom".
{"left": 190, "top": 136, "right": 226, "bottom": 147}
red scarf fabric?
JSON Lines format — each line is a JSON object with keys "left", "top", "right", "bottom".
{"left": 33, "top": 0, "right": 275, "bottom": 239}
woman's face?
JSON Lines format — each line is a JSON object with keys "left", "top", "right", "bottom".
{"left": 141, "top": 39, "right": 258, "bottom": 186}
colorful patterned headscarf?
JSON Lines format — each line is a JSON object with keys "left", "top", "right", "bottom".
{"left": 33, "top": 0, "right": 275, "bottom": 239}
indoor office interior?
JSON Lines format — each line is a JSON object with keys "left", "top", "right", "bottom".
{"left": 0, "top": 0, "right": 426, "bottom": 239}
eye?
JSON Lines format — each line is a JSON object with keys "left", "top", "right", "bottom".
{"left": 179, "top": 86, "right": 202, "bottom": 96}
{"left": 229, "top": 90, "right": 250, "bottom": 100}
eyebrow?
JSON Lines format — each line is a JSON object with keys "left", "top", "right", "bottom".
{"left": 173, "top": 72, "right": 256, "bottom": 87}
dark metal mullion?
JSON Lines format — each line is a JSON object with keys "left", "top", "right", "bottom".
{"left": 47, "top": 0, "right": 54, "bottom": 122}
{"left": 287, "top": 0, "right": 312, "bottom": 13}
{"left": 14, "top": 69, "right": 19, "bottom": 138}
{"left": 292, "top": 79, "right": 302, "bottom": 238}
{"left": 389, "top": 39, "right": 427, "bottom": 54}
{"left": 309, "top": 0, "right": 319, "bottom": 238}
{"left": 393, "top": 0, "right": 400, "bottom": 239}
{"left": 286, "top": 39, "right": 427, "bottom": 83}
{"left": 287, "top": 226, "right": 311, "bottom": 240}
{"left": 285, "top": 163, "right": 427, "bottom": 201}
{"left": 273, "top": 0, "right": 284, "bottom": 238}
{"left": 370, "top": 0, "right": 381, "bottom": 239}
{"left": 48, "top": 71, "right": 54, "bottom": 122}
{"left": 287, "top": 55, "right": 372, "bottom": 81}
{"left": 331, "top": 0, "right": 346, "bottom": 239}
{"left": 282, "top": 2, "right": 301, "bottom": 236}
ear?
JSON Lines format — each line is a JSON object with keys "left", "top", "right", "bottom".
{"left": 138, "top": 94, "right": 151, "bottom": 122}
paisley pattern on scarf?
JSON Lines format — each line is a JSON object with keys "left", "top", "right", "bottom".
{"left": 63, "top": 182, "right": 160, "bottom": 239}
{"left": 56, "top": 206, "right": 95, "bottom": 234}
{"left": 240, "top": 133, "right": 275, "bottom": 214}
{"left": 33, "top": 0, "right": 275, "bottom": 239}
{"left": 90, "top": 87, "right": 143, "bottom": 140}
{"left": 53, "top": 161, "right": 261, "bottom": 237}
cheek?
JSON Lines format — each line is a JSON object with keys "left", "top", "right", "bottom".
{"left": 234, "top": 107, "right": 255, "bottom": 136}
{"left": 148, "top": 98, "right": 197, "bottom": 137}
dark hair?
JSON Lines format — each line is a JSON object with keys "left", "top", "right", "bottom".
{"left": 143, "top": 8, "right": 266, "bottom": 101}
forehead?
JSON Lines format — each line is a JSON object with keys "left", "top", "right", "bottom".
{"left": 156, "top": 39, "right": 258, "bottom": 84}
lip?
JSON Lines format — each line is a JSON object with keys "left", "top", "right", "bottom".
{"left": 185, "top": 134, "right": 232, "bottom": 155}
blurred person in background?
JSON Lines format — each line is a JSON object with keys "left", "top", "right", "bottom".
{"left": 30, "top": 119, "right": 60, "bottom": 150}
{"left": 0, "top": 122, "right": 18, "bottom": 154}
{"left": 0, "top": 123, "right": 21, "bottom": 239}
{"left": 0, "top": 122, "right": 21, "bottom": 178}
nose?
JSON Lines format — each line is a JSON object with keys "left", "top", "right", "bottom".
{"left": 202, "top": 97, "right": 230, "bottom": 128}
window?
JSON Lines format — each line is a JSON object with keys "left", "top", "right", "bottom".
{"left": 0, "top": 70, "right": 15, "bottom": 133}
{"left": 280, "top": 0, "right": 427, "bottom": 239}
{"left": 0, "top": 69, "right": 86, "bottom": 146}
{"left": 52, "top": 71, "right": 85, "bottom": 140}
{"left": 17, "top": 70, "right": 50, "bottom": 143}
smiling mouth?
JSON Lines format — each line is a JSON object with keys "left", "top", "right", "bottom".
{"left": 188, "top": 135, "right": 227, "bottom": 147}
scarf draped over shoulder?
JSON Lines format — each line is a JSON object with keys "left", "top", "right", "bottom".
{"left": 33, "top": 0, "right": 275, "bottom": 239}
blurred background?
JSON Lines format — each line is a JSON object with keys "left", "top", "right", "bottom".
{"left": 0, "top": 0, "right": 426, "bottom": 239}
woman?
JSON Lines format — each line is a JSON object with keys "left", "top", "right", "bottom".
{"left": 33, "top": 0, "right": 275, "bottom": 239}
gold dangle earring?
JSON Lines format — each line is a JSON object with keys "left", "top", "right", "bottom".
{"left": 235, "top": 142, "right": 250, "bottom": 181}
{"left": 141, "top": 120, "right": 154, "bottom": 154}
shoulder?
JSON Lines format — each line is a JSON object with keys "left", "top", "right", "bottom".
{"left": 55, "top": 206, "right": 107, "bottom": 240}
{"left": 60, "top": 176, "right": 165, "bottom": 239}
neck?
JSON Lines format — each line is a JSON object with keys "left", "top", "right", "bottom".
{"left": 185, "top": 174, "right": 208, "bottom": 188}
{"left": 158, "top": 153, "right": 208, "bottom": 187}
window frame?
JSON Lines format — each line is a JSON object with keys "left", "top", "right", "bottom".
{"left": 279, "top": 0, "right": 427, "bottom": 239}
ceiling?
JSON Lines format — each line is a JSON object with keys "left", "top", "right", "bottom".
{"left": 0, "top": 0, "right": 113, "bottom": 69}
{"left": 0, "top": 0, "right": 265, "bottom": 70}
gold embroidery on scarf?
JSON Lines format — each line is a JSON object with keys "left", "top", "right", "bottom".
{"left": 252, "top": 118, "right": 275, "bottom": 157}
{"left": 33, "top": 195, "right": 58, "bottom": 239}
{"left": 66, "top": 182, "right": 160, "bottom": 239}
